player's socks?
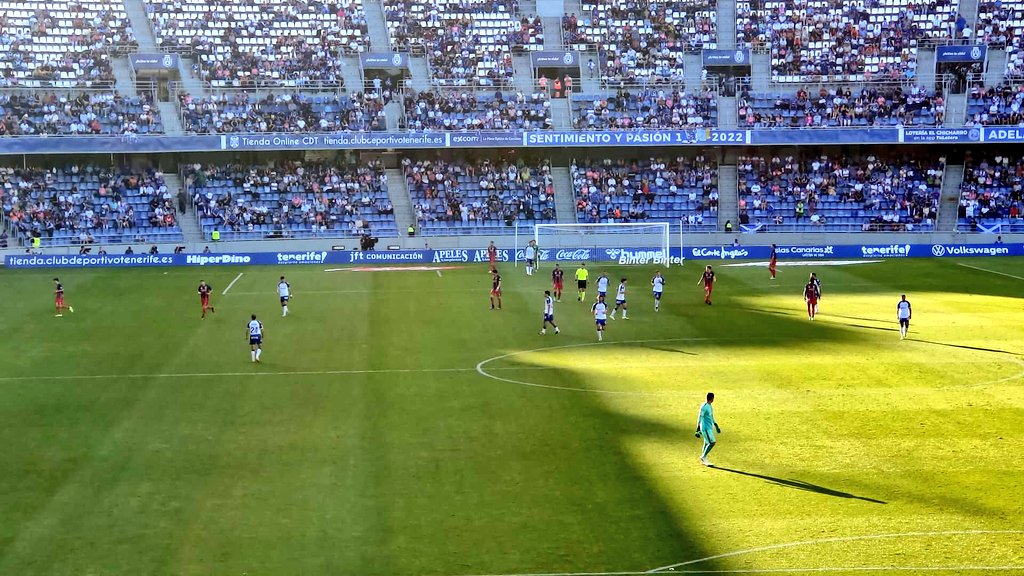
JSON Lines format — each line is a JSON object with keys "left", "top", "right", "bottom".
{"left": 540, "top": 329, "right": 546, "bottom": 335}
{"left": 597, "top": 330, "right": 602, "bottom": 341}
{"left": 251, "top": 351, "right": 256, "bottom": 362}
{"left": 255, "top": 349, "right": 262, "bottom": 361}
{"left": 69, "top": 306, "right": 74, "bottom": 313}
{"left": 554, "top": 326, "right": 559, "bottom": 334}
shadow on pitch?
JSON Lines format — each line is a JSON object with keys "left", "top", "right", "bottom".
{"left": 640, "top": 344, "right": 699, "bottom": 356}
{"left": 712, "top": 467, "right": 887, "bottom": 504}
{"left": 912, "top": 339, "right": 1021, "bottom": 357}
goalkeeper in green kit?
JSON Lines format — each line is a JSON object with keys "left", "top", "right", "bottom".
{"left": 696, "top": 392, "right": 722, "bottom": 466}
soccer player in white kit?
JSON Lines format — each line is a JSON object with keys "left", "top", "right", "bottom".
{"left": 278, "top": 275, "right": 291, "bottom": 317}
{"left": 610, "top": 278, "right": 628, "bottom": 319}
{"left": 897, "top": 294, "right": 912, "bottom": 339}
{"left": 652, "top": 270, "right": 666, "bottom": 312}
{"left": 540, "top": 290, "right": 560, "bottom": 335}
{"left": 248, "top": 314, "right": 264, "bottom": 362}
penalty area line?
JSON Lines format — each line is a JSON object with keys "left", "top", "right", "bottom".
{"left": 222, "top": 272, "right": 244, "bottom": 294}
{"left": 0, "top": 366, "right": 556, "bottom": 382}
{"left": 957, "top": 263, "right": 1024, "bottom": 281}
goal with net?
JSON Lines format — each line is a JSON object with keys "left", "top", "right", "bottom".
{"left": 531, "top": 223, "right": 673, "bottom": 266}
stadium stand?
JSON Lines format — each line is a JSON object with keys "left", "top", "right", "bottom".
{"left": 146, "top": 0, "right": 368, "bottom": 87}
{"left": 0, "top": 90, "right": 162, "bottom": 135}
{"left": 572, "top": 87, "right": 718, "bottom": 129}
{"left": 966, "top": 82, "right": 1024, "bottom": 127}
{"left": 975, "top": 0, "right": 1018, "bottom": 48}
{"left": 0, "top": 1, "right": 134, "bottom": 88}
{"left": 739, "top": 84, "right": 943, "bottom": 128}
{"left": 571, "top": 157, "right": 719, "bottom": 231}
{"left": 403, "top": 157, "right": 557, "bottom": 235}
{"left": 189, "top": 161, "right": 397, "bottom": 241}
{"left": 382, "top": 0, "right": 542, "bottom": 86}
{"left": 561, "top": 1, "right": 716, "bottom": 83}
{"left": 958, "top": 154, "right": 1024, "bottom": 232}
{"left": 402, "top": 87, "right": 552, "bottom": 131}
{"left": 736, "top": 0, "right": 958, "bottom": 82}
{"left": 736, "top": 154, "right": 944, "bottom": 231}
{"left": 1, "top": 165, "right": 183, "bottom": 247}
{"left": 178, "top": 91, "right": 388, "bottom": 133}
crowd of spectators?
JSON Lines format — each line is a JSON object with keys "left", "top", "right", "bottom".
{"left": 736, "top": 154, "right": 943, "bottom": 230}
{"left": 739, "top": 85, "right": 943, "bottom": 128}
{"left": 2, "top": 165, "right": 179, "bottom": 244}
{"left": 573, "top": 87, "right": 717, "bottom": 129}
{"left": 189, "top": 161, "right": 393, "bottom": 238}
{"left": 0, "top": 91, "right": 161, "bottom": 135}
{"left": 384, "top": 0, "right": 538, "bottom": 86}
{"left": 966, "top": 82, "right": 1024, "bottom": 127}
{"left": 571, "top": 156, "right": 718, "bottom": 224}
{"left": 975, "top": 0, "right": 1019, "bottom": 47}
{"left": 149, "top": 0, "right": 368, "bottom": 87}
{"left": 403, "top": 88, "right": 551, "bottom": 130}
{"left": 404, "top": 157, "right": 556, "bottom": 227}
{"left": 958, "top": 154, "right": 1024, "bottom": 224}
{"left": 736, "top": 0, "right": 955, "bottom": 82}
{"left": 0, "top": 4, "right": 135, "bottom": 87}
{"left": 179, "top": 91, "right": 388, "bottom": 133}
{"left": 561, "top": 1, "right": 716, "bottom": 83}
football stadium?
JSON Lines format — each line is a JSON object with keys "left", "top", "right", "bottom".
{"left": 0, "top": 0, "right": 1023, "bottom": 574}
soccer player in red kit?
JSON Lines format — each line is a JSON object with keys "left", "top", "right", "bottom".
{"left": 803, "top": 278, "right": 819, "bottom": 320}
{"left": 551, "top": 263, "right": 564, "bottom": 301}
{"left": 198, "top": 280, "right": 216, "bottom": 319}
{"left": 487, "top": 241, "right": 498, "bottom": 272}
{"left": 697, "top": 265, "right": 715, "bottom": 305}
{"left": 769, "top": 243, "right": 778, "bottom": 279}
{"left": 53, "top": 278, "right": 73, "bottom": 317}
{"left": 490, "top": 269, "right": 502, "bottom": 310}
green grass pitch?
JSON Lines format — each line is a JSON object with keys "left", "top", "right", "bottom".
{"left": 0, "top": 257, "right": 1022, "bottom": 575}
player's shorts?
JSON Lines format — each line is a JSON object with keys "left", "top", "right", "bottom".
{"left": 490, "top": 289, "right": 502, "bottom": 296}
{"left": 544, "top": 313, "right": 553, "bottom": 322}
{"left": 595, "top": 318, "right": 606, "bottom": 327}
{"left": 553, "top": 280, "right": 563, "bottom": 290}
{"left": 249, "top": 336, "right": 262, "bottom": 345}
{"left": 578, "top": 280, "right": 587, "bottom": 289}
{"left": 280, "top": 296, "right": 289, "bottom": 304}
{"left": 899, "top": 317, "right": 910, "bottom": 327}
{"left": 55, "top": 296, "right": 64, "bottom": 305}
{"left": 526, "top": 258, "right": 535, "bottom": 266}
{"left": 806, "top": 298, "right": 818, "bottom": 305}
{"left": 597, "top": 290, "right": 606, "bottom": 298}
{"left": 653, "top": 291, "right": 663, "bottom": 300}
{"left": 616, "top": 298, "right": 626, "bottom": 305}
{"left": 700, "top": 429, "right": 716, "bottom": 444}
{"left": 200, "top": 295, "right": 209, "bottom": 304}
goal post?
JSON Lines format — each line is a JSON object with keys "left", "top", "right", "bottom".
{"left": 533, "top": 222, "right": 674, "bottom": 267}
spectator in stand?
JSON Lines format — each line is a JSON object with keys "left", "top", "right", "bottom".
{"left": 966, "top": 82, "right": 1024, "bottom": 127}
{"left": 0, "top": 92, "right": 161, "bottom": 135}
{"left": 740, "top": 85, "right": 942, "bottom": 128}
{"left": 179, "top": 91, "right": 388, "bottom": 133}
{"left": 959, "top": 154, "right": 1024, "bottom": 224}
{"left": 403, "top": 88, "right": 552, "bottom": 131}
{"left": 575, "top": 87, "right": 717, "bottom": 129}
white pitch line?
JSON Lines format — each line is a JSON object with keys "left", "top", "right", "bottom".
{"left": 437, "top": 269, "right": 444, "bottom": 277}
{"left": 222, "top": 272, "right": 244, "bottom": 294}
{"left": 647, "top": 530, "right": 1024, "bottom": 573}
{"left": 0, "top": 366, "right": 556, "bottom": 383}
{"left": 669, "top": 567, "right": 1024, "bottom": 574}
{"left": 957, "top": 263, "right": 1024, "bottom": 281}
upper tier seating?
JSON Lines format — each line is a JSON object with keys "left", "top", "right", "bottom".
{"left": 736, "top": 0, "right": 959, "bottom": 82}
{"left": 0, "top": 1, "right": 134, "bottom": 87}
{"left": 571, "top": 157, "right": 719, "bottom": 231}
{"left": 146, "top": 0, "right": 368, "bottom": 87}
{"left": 404, "top": 157, "right": 557, "bottom": 235}
{"left": 383, "top": 0, "right": 542, "bottom": 87}
{"left": 1, "top": 165, "right": 183, "bottom": 247}
{"left": 737, "top": 154, "right": 944, "bottom": 231}
{"left": 189, "top": 161, "right": 397, "bottom": 241}
{"left": 562, "top": 1, "right": 716, "bottom": 83}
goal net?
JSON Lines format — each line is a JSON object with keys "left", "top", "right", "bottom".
{"left": 533, "top": 223, "right": 673, "bottom": 267}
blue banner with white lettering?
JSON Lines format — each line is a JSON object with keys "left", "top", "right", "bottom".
{"left": 531, "top": 51, "right": 579, "bottom": 67}
{"left": 359, "top": 53, "right": 409, "bottom": 68}
{"left": 6, "top": 126, "right": 1024, "bottom": 155}
{"left": 5, "top": 244, "right": 1021, "bottom": 268}
{"left": 935, "top": 45, "right": 986, "bottom": 63}
{"left": 702, "top": 49, "right": 751, "bottom": 67}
